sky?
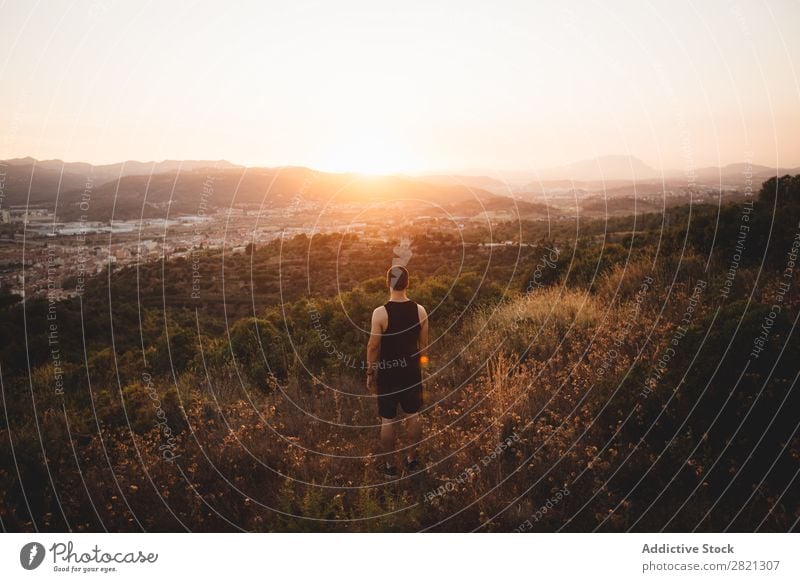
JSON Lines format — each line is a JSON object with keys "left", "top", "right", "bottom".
{"left": 1, "top": 0, "right": 799, "bottom": 175}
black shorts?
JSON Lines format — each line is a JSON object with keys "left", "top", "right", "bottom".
{"left": 377, "top": 378, "right": 422, "bottom": 419}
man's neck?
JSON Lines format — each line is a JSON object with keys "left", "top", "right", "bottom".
{"left": 389, "top": 291, "right": 409, "bottom": 302}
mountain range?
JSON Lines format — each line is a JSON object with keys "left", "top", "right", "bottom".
{"left": 0, "top": 160, "right": 546, "bottom": 221}
{"left": 1, "top": 155, "right": 796, "bottom": 222}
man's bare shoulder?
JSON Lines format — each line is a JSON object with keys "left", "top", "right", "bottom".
{"left": 417, "top": 303, "right": 428, "bottom": 320}
{"left": 370, "top": 306, "right": 388, "bottom": 334}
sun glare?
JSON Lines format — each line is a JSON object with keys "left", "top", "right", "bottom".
{"left": 314, "top": 127, "right": 422, "bottom": 175}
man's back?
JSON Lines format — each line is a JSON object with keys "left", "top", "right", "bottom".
{"left": 378, "top": 299, "right": 422, "bottom": 379}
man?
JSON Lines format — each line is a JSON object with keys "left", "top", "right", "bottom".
{"left": 366, "top": 265, "right": 429, "bottom": 478}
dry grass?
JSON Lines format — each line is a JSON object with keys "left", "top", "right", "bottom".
{"left": 2, "top": 263, "right": 797, "bottom": 532}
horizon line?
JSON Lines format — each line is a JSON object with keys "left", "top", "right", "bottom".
{"left": 3, "top": 153, "right": 800, "bottom": 180}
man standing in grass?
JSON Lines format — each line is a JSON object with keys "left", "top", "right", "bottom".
{"left": 366, "top": 265, "right": 429, "bottom": 478}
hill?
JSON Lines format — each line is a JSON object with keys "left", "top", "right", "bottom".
{"left": 1, "top": 161, "right": 556, "bottom": 221}
{"left": 531, "top": 155, "right": 661, "bottom": 182}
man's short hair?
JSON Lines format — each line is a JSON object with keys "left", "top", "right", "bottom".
{"left": 387, "top": 265, "right": 409, "bottom": 291}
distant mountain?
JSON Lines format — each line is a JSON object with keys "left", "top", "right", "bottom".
{"left": 0, "top": 163, "right": 91, "bottom": 208}
{"left": 0, "top": 157, "right": 245, "bottom": 212}
{"left": 0, "top": 161, "right": 543, "bottom": 221}
{"left": 521, "top": 158, "right": 800, "bottom": 193}
{"left": 417, "top": 174, "right": 512, "bottom": 195}
{"left": 2, "top": 157, "right": 241, "bottom": 183}
{"left": 692, "top": 163, "right": 800, "bottom": 184}
{"left": 532, "top": 155, "right": 661, "bottom": 182}
{"left": 2, "top": 157, "right": 241, "bottom": 174}
{"left": 3, "top": 155, "right": 797, "bottom": 223}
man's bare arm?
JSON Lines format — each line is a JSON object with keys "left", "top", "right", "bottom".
{"left": 366, "top": 307, "right": 386, "bottom": 393}
{"left": 418, "top": 304, "right": 429, "bottom": 364}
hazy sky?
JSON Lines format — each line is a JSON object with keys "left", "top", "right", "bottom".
{"left": 1, "top": 0, "right": 799, "bottom": 174}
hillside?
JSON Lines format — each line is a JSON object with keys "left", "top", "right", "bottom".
{"left": 1, "top": 161, "right": 555, "bottom": 221}
{"left": 1, "top": 175, "right": 798, "bottom": 531}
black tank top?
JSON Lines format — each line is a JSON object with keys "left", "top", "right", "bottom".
{"left": 378, "top": 300, "right": 421, "bottom": 383}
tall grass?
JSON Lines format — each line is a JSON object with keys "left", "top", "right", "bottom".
{"left": 2, "top": 259, "right": 797, "bottom": 532}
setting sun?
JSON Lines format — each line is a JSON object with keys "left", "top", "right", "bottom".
{"left": 315, "top": 130, "right": 422, "bottom": 175}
